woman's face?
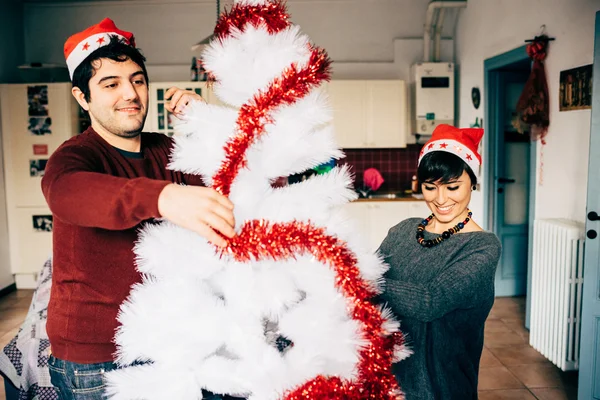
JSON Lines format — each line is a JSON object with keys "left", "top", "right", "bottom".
{"left": 421, "top": 170, "right": 472, "bottom": 224}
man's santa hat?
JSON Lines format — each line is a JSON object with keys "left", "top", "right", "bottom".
{"left": 64, "top": 18, "right": 135, "bottom": 79}
{"left": 418, "top": 124, "right": 484, "bottom": 174}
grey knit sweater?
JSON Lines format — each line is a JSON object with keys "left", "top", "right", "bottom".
{"left": 377, "top": 217, "right": 501, "bottom": 400}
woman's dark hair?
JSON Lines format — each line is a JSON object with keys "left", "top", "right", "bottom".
{"left": 72, "top": 35, "right": 149, "bottom": 102}
{"left": 417, "top": 151, "right": 478, "bottom": 186}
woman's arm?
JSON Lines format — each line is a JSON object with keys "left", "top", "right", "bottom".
{"left": 378, "top": 240, "right": 501, "bottom": 322}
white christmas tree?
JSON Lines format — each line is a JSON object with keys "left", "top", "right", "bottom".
{"left": 105, "top": 1, "right": 408, "bottom": 399}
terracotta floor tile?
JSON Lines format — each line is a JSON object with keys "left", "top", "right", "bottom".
{"left": 14, "top": 290, "right": 34, "bottom": 299}
{"left": 488, "top": 345, "right": 548, "bottom": 366}
{"left": 488, "top": 298, "right": 526, "bottom": 320}
{"left": 529, "top": 387, "right": 577, "bottom": 400}
{"left": 0, "top": 295, "right": 19, "bottom": 311}
{"left": 484, "top": 331, "right": 527, "bottom": 348}
{"left": 0, "top": 317, "right": 25, "bottom": 333}
{"left": 485, "top": 319, "right": 514, "bottom": 333}
{"left": 0, "top": 308, "right": 29, "bottom": 321}
{"left": 478, "top": 366, "right": 524, "bottom": 390}
{"left": 507, "top": 364, "right": 569, "bottom": 388}
{"left": 489, "top": 308, "right": 525, "bottom": 321}
{"left": 494, "top": 297, "right": 525, "bottom": 306}
{"left": 481, "top": 348, "right": 503, "bottom": 367}
{"left": 478, "top": 389, "right": 537, "bottom": 400}
{"left": 502, "top": 318, "right": 530, "bottom": 339}
{"left": 0, "top": 293, "right": 31, "bottom": 311}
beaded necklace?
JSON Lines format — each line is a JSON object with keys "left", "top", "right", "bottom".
{"left": 416, "top": 209, "right": 473, "bottom": 248}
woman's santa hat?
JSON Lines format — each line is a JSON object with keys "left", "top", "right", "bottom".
{"left": 64, "top": 18, "right": 135, "bottom": 79}
{"left": 418, "top": 124, "right": 484, "bottom": 174}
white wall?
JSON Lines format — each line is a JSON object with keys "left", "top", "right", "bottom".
{"left": 456, "top": 0, "right": 598, "bottom": 225}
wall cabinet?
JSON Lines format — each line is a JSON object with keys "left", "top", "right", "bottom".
{"left": 344, "top": 201, "right": 430, "bottom": 253}
{"left": 326, "top": 80, "right": 408, "bottom": 149}
{"left": 0, "top": 83, "right": 79, "bottom": 287}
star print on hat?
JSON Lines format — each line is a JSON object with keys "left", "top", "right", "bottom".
{"left": 418, "top": 124, "right": 484, "bottom": 174}
{"left": 64, "top": 18, "right": 135, "bottom": 79}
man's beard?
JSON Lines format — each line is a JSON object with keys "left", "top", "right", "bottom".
{"left": 114, "top": 127, "right": 143, "bottom": 139}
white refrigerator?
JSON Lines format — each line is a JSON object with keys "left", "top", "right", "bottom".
{"left": 0, "top": 83, "right": 79, "bottom": 288}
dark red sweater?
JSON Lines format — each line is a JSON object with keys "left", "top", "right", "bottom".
{"left": 41, "top": 127, "right": 202, "bottom": 363}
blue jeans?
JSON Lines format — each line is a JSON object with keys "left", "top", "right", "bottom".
{"left": 48, "top": 355, "right": 243, "bottom": 400}
{"left": 48, "top": 355, "right": 116, "bottom": 400}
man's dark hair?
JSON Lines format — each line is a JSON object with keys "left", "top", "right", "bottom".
{"left": 72, "top": 35, "right": 149, "bottom": 102}
{"left": 417, "top": 151, "right": 478, "bottom": 186}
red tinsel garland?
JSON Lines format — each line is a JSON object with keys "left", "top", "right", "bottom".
{"left": 222, "top": 220, "right": 405, "bottom": 400}
{"left": 210, "top": 2, "right": 404, "bottom": 398}
{"left": 214, "top": 0, "right": 291, "bottom": 40}
{"left": 212, "top": 47, "right": 331, "bottom": 196}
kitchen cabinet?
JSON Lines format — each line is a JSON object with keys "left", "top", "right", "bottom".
{"left": 366, "top": 81, "right": 408, "bottom": 148}
{"left": 326, "top": 81, "right": 366, "bottom": 148}
{"left": 344, "top": 201, "right": 430, "bottom": 253}
{"left": 0, "top": 83, "right": 79, "bottom": 287}
{"left": 144, "top": 81, "right": 221, "bottom": 137}
{"left": 326, "top": 80, "right": 408, "bottom": 149}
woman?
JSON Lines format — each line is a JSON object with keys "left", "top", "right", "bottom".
{"left": 377, "top": 124, "right": 501, "bottom": 400}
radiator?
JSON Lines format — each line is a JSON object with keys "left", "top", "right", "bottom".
{"left": 530, "top": 219, "right": 585, "bottom": 371}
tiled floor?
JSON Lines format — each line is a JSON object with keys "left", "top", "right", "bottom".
{"left": 479, "top": 297, "right": 578, "bottom": 400}
{"left": 0, "top": 292, "right": 578, "bottom": 400}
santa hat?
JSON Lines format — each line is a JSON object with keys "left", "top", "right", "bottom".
{"left": 64, "top": 18, "right": 135, "bottom": 79}
{"left": 418, "top": 124, "right": 484, "bottom": 174}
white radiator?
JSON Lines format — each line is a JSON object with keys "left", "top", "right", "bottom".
{"left": 530, "top": 219, "right": 585, "bottom": 371}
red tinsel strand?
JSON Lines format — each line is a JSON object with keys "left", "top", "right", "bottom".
{"left": 212, "top": 48, "right": 332, "bottom": 196}
{"left": 214, "top": 0, "right": 291, "bottom": 40}
{"left": 221, "top": 220, "right": 404, "bottom": 399}
{"left": 526, "top": 36, "right": 549, "bottom": 62}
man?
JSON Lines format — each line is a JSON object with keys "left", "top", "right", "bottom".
{"left": 42, "top": 18, "right": 236, "bottom": 399}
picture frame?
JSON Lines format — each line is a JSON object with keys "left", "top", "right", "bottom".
{"left": 559, "top": 64, "right": 593, "bottom": 111}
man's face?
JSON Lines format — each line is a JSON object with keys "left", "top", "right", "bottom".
{"left": 78, "top": 57, "right": 149, "bottom": 139}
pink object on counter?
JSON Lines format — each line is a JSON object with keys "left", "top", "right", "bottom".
{"left": 363, "top": 168, "right": 384, "bottom": 191}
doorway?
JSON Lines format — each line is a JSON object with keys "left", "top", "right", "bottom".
{"left": 484, "top": 47, "right": 536, "bottom": 307}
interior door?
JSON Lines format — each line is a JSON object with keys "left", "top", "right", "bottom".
{"left": 492, "top": 69, "right": 531, "bottom": 296}
{"left": 578, "top": 11, "right": 600, "bottom": 399}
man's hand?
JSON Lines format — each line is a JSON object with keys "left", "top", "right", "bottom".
{"left": 164, "top": 87, "right": 204, "bottom": 117}
{"left": 158, "top": 184, "right": 235, "bottom": 247}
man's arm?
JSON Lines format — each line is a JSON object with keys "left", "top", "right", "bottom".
{"left": 42, "top": 146, "right": 169, "bottom": 230}
{"left": 42, "top": 145, "right": 235, "bottom": 246}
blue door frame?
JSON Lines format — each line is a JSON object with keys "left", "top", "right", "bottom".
{"left": 483, "top": 45, "right": 537, "bottom": 326}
